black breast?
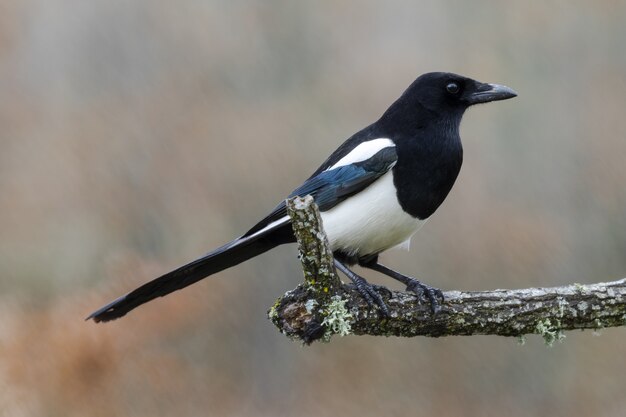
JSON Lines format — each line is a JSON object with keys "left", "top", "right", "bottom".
{"left": 392, "top": 131, "right": 463, "bottom": 220}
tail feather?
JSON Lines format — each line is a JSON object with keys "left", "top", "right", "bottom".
{"left": 88, "top": 222, "right": 293, "bottom": 322}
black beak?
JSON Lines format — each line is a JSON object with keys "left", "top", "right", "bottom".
{"left": 467, "top": 83, "right": 517, "bottom": 105}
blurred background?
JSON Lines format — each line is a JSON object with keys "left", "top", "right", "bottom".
{"left": 1, "top": 1, "right": 626, "bottom": 416}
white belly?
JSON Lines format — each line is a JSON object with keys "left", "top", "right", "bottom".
{"left": 320, "top": 171, "right": 425, "bottom": 258}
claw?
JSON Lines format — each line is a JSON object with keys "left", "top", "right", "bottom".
{"left": 371, "top": 284, "right": 394, "bottom": 299}
{"left": 406, "top": 279, "right": 444, "bottom": 314}
{"left": 352, "top": 278, "right": 390, "bottom": 316}
{"left": 359, "top": 261, "right": 444, "bottom": 316}
{"left": 334, "top": 259, "right": 391, "bottom": 316}
{"left": 406, "top": 281, "right": 425, "bottom": 300}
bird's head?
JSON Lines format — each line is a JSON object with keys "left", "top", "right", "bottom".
{"left": 410, "top": 72, "right": 517, "bottom": 111}
{"left": 380, "top": 72, "right": 517, "bottom": 130}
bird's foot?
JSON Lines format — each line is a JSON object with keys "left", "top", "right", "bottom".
{"left": 405, "top": 279, "right": 444, "bottom": 314}
{"left": 350, "top": 275, "right": 391, "bottom": 316}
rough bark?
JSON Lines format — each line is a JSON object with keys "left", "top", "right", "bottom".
{"left": 268, "top": 196, "right": 626, "bottom": 345}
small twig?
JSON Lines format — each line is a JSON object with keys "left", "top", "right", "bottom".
{"left": 268, "top": 196, "right": 626, "bottom": 344}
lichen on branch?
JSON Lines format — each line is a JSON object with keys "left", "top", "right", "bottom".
{"left": 268, "top": 196, "right": 626, "bottom": 345}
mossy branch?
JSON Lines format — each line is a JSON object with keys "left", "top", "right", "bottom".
{"left": 268, "top": 196, "right": 626, "bottom": 344}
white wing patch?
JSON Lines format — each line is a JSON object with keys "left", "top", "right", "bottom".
{"left": 326, "top": 138, "right": 395, "bottom": 171}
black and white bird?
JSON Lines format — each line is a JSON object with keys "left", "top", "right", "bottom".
{"left": 88, "top": 72, "right": 516, "bottom": 322}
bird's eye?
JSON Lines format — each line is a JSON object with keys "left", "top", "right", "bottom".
{"left": 446, "top": 82, "right": 460, "bottom": 95}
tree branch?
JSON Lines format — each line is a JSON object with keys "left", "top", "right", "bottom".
{"left": 268, "top": 196, "right": 626, "bottom": 344}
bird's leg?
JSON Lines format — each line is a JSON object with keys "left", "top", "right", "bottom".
{"left": 362, "top": 260, "right": 443, "bottom": 314}
{"left": 333, "top": 259, "right": 390, "bottom": 316}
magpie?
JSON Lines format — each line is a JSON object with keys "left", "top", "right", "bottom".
{"left": 88, "top": 72, "right": 516, "bottom": 322}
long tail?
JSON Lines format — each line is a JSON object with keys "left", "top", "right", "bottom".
{"left": 87, "top": 220, "right": 293, "bottom": 322}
